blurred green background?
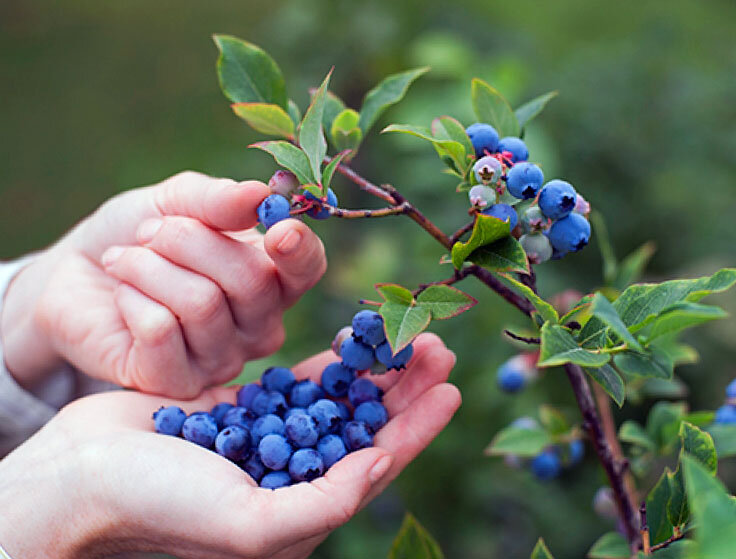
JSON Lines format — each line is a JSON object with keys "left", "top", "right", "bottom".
{"left": 2, "top": 1, "right": 735, "bottom": 557}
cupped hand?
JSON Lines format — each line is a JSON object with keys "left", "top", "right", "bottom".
{"left": 2, "top": 171, "right": 327, "bottom": 397}
{"left": 0, "top": 334, "right": 460, "bottom": 559}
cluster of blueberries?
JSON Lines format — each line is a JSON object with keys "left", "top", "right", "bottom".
{"left": 465, "top": 123, "right": 592, "bottom": 262}
{"left": 496, "top": 353, "right": 539, "bottom": 394}
{"left": 713, "top": 379, "right": 736, "bottom": 424}
{"left": 504, "top": 417, "right": 585, "bottom": 481}
{"left": 257, "top": 170, "right": 338, "bottom": 229}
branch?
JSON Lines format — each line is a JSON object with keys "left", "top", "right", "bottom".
{"left": 325, "top": 203, "right": 410, "bottom": 219}
{"left": 449, "top": 219, "right": 475, "bottom": 245}
{"left": 503, "top": 330, "right": 540, "bottom": 345}
{"left": 564, "top": 363, "right": 641, "bottom": 551}
{"left": 467, "top": 265, "right": 535, "bottom": 316}
{"left": 650, "top": 532, "right": 686, "bottom": 552}
{"left": 331, "top": 158, "right": 397, "bottom": 204}
{"left": 412, "top": 268, "right": 473, "bottom": 297}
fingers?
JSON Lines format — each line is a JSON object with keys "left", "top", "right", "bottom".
{"left": 152, "top": 171, "right": 269, "bottom": 231}
{"left": 263, "top": 219, "right": 328, "bottom": 306}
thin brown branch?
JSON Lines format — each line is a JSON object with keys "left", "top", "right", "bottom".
{"left": 650, "top": 532, "right": 686, "bottom": 552}
{"left": 412, "top": 268, "right": 473, "bottom": 297}
{"left": 467, "top": 265, "right": 535, "bottom": 316}
{"left": 517, "top": 265, "right": 538, "bottom": 295}
{"left": 640, "top": 502, "right": 651, "bottom": 554}
{"left": 503, "top": 330, "right": 540, "bottom": 345}
{"left": 449, "top": 220, "right": 475, "bottom": 245}
{"left": 325, "top": 203, "right": 410, "bottom": 219}
{"left": 331, "top": 159, "right": 397, "bottom": 204}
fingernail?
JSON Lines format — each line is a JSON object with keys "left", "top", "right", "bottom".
{"left": 101, "top": 246, "right": 125, "bottom": 267}
{"left": 369, "top": 455, "right": 393, "bottom": 483}
{"left": 137, "top": 218, "right": 162, "bottom": 244}
{"left": 276, "top": 228, "right": 302, "bottom": 255}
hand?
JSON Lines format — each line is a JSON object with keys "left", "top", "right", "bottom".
{"left": 0, "top": 334, "right": 459, "bottom": 559}
{"left": 1, "top": 171, "right": 327, "bottom": 397}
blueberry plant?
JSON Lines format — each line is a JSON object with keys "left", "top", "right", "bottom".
{"left": 208, "top": 35, "right": 736, "bottom": 558}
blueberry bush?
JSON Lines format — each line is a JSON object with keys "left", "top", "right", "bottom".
{"left": 206, "top": 34, "right": 736, "bottom": 558}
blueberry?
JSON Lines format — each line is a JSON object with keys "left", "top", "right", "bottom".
{"left": 506, "top": 162, "right": 544, "bottom": 199}
{"left": 261, "top": 367, "right": 296, "bottom": 396}
{"left": 531, "top": 449, "right": 561, "bottom": 480}
{"left": 288, "top": 448, "right": 325, "bottom": 482}
{"left": 181, "top": 413, "right": 218, "bottom": 448}
{"left": 308, "top": 399, "right": 343, "bottom": 436}
{"left": 257, "top": 194, "right": 291, "bottom": 229}
{"left": 353, "top": 401, "right": 389, "bottom": 433}
{"left": 260, "top": 470, "right": 292, "bottom": 489}
{"left": 222, "top": 406, "right": 257, "bottom": 430}
{"left": 290, "top": 379, "right": 325, "bottom": 408}
{"left": 236, "top": 383, "right": 264, "bottom": 409}
{"left": 375, "top": 341, "right": 414, "bottom": 371}
{"left": 284, "top": 407, "right": 309, "bottom": 421}
{"left": 497, "top": 360, "right": 526, "bottom": 393}
{"left": 251, "top": 390, "right": 288, "bottom": 417}
{"left": 317, "top": 435, "right": 348, "bottom": 468}
{"left": 215, "top": 425, "right": 251, "bottom": 462}
{"left": 593, "top": 487, "right": 618, "bottom": 519}
{"left": 340, "top": 337, "right": 376, "bottom": 370}
{"left": 473, "top": 155, "right": 503, "bottom": 184}
{"left": 210, "top": 402, "right": 235, "bottom": 429}
{"left": 521, "top": 206, "right": 547, "bottom": 233}
{"left": 352, "top": 310, "right": 386, "bottom": 346}
{"left": 332, "top": 326, "right": 354, "bottom": 356}
{"left": 285, "top": 413, "right": 320, "bottom": 448}
{"left": 251, "top": 414, "right": 286, "bottom": 445}
{"left": 547, "top": 213, "right": 591, "bottom": 253}
{"left": 268, "top": 170, "right": 299, "bottom": 198}
{"left": 481, "top": 203, "right": 518, "bottom": 230}
{"left": 335, "top": 401, "right": 351, "bottom": 422}
{"left": 342, "top": 421, "right": 374, "bottom": 451}
{"left": 305, "top": 188, "right": 338, "bottom": 220}
{"left": 520, "top": 233, "right": 553, "bottom": 264}
{"left": 258, "top": 434, "right": 293, "bottom": 470}
{"left": 468, "top": 185, "right": 496, "bottom": 209}
{"left": 538, "top": 180, "right": 577, "bottom": 220}
{"left": 152, "top": 406, "right": 187, "bottom": 436}
{"left": 568, "top": 439, "right": 584, "bottom": 465}
{"left": 321, "top": 362, "right": 356, "bottom": 398}
{"left": 714, "top": 405, "right": 736, "bottom": 425}
{"left": 240, "top": 450, "right": 267, "bottom": 482}
{"left": 348, "top": 378, "right": 383, "bottom": 407}
{"left": 726, "top": 379, "right": 736, "bottom": 399}
{"left": 465, "top": 123, "right": 499, "bottom": 158}
{"left": 497, "top": 137, "right": 529, "bottom": 163}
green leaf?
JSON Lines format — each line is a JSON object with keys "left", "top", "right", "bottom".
{"left": 231, "top": 103, "right": 295, "bottom": 138}
{"left": 382, "top": 124, "right": 466, "bottom": 172}
{"left": 376, "top": 283, "right": 414, "bottom": 305}
{"left": 613, "top": 241, "right": 656, "bottom": 291}
{"left": 359, "top": 67, "right": 430, "bottom": 135}
{"left": 309, "top": 88, "right": 346, "bottom": 133}
{"left": 683, "top": 455, "right": 736, "bottom": 559}
{"left": 299, "top": 70, "right": 332, "bottom": 188}
{"left": 485, "top": 426, "right": 552, "bottom": 457}
{"left": 301, "top": 184, "right": 323, "bottom": 199}
{"left": 530, "top": 538, "right": 555, "bottom": 559}
{"left": 646, "top": 402, "right": 687, "bottom": 451}
{"left": 451, "top": 214, "right": 512, "bottom": 269}
{"left": 287, "top": 99, "right": 301, "bottom": 127}
{"left": 538, "top": 323, "right": 611, "bottom": 368}
{"left": 619, "top": 420, "right": 656, "bottom": 450}
{"left": 331, "top": 108, "right": 363, "bottom": 154}
{"left": 706, "top": 424, "right": 736, "bottom": 459}
{"left": 466, "top": 236, "right": 529, "bottom": 274}
{"left": 647, "top": 470, "right": 675, "bottom": 545}
{"left": 614, "top": 347, "right": 673, "bottom": 380}
{"left": 585, "top": 364, "right": 625, "bottom": 407}
{"left": 515, "top": 91, "right": 558, "bottom": 131}
{"left": 415, "top": 285, "right": 477, "bottom": 320}
{"left": 213, "top": 35, "right": 287, "bottom": 109}
{"left": 321, "top": 150, "right": 351, "bottom": 190}
{"left": 591, "top": 292, "right": 643, "bottom": 352}
{"left": 249, "top": 141, "right": 312, "bottom": 185}
{"left": 431, "top": 116, "right": 473, "bottom": 171}
{"left": 645, "top": 302, "right": 727, "bottom": 343}
{"left": 539, "top": 405, "right": 570, "bottom": 435}
{"left": 388, "top": 513, "right": 444, "bottom": 559}
{"left": 380, "top": 301, "right": 431, "bottom": 355}
{"left": 471, "top": 78, "right": 520, "bottom": 137}
{"left": 587, "top": 532, "right": 629, "bottom": 559}
{"left": 494, "top": 273, "right": 559, "bottom": 324}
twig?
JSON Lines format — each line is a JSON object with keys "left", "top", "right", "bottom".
{"left": 640, "top": 502, "right": 651, "bottom": 554}
{"left": 650, "top": 532, "right": 686, "bottom": 552}
{"left": 503, "top": 330, "right": 540, "bottom": 345}
{"left": 330, "top": 159, "right": 397, "bottom": 204}
{"left": 449, "top": 220, "right": 475, "bottom": 245}
{"left": 517, "top": 265, "right": 538, "bottom": 294}
{"left": 412, "top": 268, "right": 473, "bottom": 297}
{"left": 325, "top": 203, "right": 410, "bottom": 219}
{"left": 467, "top": 265, "right": 535, "bottom": 316}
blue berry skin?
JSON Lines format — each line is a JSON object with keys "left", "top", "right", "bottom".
{"left": 236, "top": 383, "right": 264, "bottom": 409}
{"left": 568, "top": 439, "right": 585, "bottom": 465}
{"left": 538, "top": 180, "right": 577, "bottom": 220}
{"left": 352, "top": 310, "right": 386, "bottom": 346}
{"left": 284, "top": 407, "right": 308, "bottom": 421}
{"left": 289, "top": 380, "right": 325, "bottom": 408}
{"left": 321, "top": 362, "right": 356, "bottom": 398}
{"left": 260, "top": 470, "right": 292, "bottom": 489}
{"left": 354, "top": 401, "right": 389, "bottom": 433}
{"left": 348, "top": 378, "right": 383, "bottom": 408}
{"left": 511, "top": 416, "right": 539, "bottom": 430}
{"left": 258, "top": 434, "right": 293, "bottom": 470}
{"left": 257, "top": 194, "right": 291, "bottom": 229}
{"left": 222, "top": 406, "right": 257, "bottom": 430}
{"left": 308, "top": 399, "right": 343, "bottom": 436}
{"left": 210, "top": 402, "right": 235, "bottom": 429}
{"left": 466, "top": 123, "right": 500, "bottom": 158}
{"left": 251, "top": 390, "right": 288, "bottom": 417}
{"left": 285, "top": 413, "right": 320, "bottom": 448}
{"left": 481, "top": 203, "right": 518, "bottom": 230}
{"left": 497, "top": 137, "right": 529, "bottom": 163}
{"left": 152, "top": 406, "right": 187, "bottom": 436}
{"left": 531, "top": 449, "right": 562, "bottom": 480}
{"left": 288, "top": 448, "right": 325, "bottom": 482}
{"left": 215, "top": 425, "right": 251, "bottom": 462}
{"left": 240, "top": 451, "right": 267, "bottom": 482}
{"left": 726, "top": 379, "right": 736, "bottom": 399}
{"left": 342, "top": 421, "right": 374, "bottom": 451}
{"left": 375, "top": 342, "right": 414, "bottom": 371}
{"left": 251, "top": 414, "right": 286, "bottom": 445}
{"left": 305, "top": 188, "right": 338, "bottom": 220}
{"left": 335, "top": 401, "right": 351, "bottom": 422}
{"left": 506, "top": 162, "right": 544, "bottom": 200}
{"left": 181, "top": 413, "right": 218, "bottom": 448}
{"left": 714, "top": 405, "right": 736, "bottom": 425}
{"left": 261, "top": 367, "right": 296, "bottom": 396}
{"left": 340, "top": 337, "right": 376, "bottom": 371}
{"left": 317, "top": 435, "right": 348, "bottom": 468}
{"left": 497, "top": 362, "right": 526, "bottom": 393}
{"left": 547, "top": 213, "right": 591, "bottom": 253}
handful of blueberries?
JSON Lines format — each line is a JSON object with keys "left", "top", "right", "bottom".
{"left": 151, "top": 310, "right": 412, "bottom": 489}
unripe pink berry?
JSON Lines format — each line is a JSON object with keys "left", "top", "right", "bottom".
{"left": 331, "top": 326, "right": 354, "bottom": 356}
{"left": 268, "top": 170, "right": 300, "bottom": 198}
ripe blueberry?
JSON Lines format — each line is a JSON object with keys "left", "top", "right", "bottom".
{"left": 352, "top": 310, "right": 386, "bottom": 346}
{"left": 152, "top": 406, "right": 187, "bottom": 436}
{"left": 241, "top": 450, "right": 267, "bottom": 482}
{"left": 506, "top": 162, "right": 544, "bottom": 199}
{"left": 260, "top": 470, "right": 292, "bottom": 489}
{"left": 290, "top": 379, "right": 325, "bottom": 408}
{"left": 284, "top": 413, "right": 320, "bottom": 448}
{"left": 340, "top": 337, "right": 376, "bottom": 370}
{"left": 520, "top": 233, "right": 553, "bottom": 264}
{"left": 251, "top": 414, "right": 285, "bottom": 444}
{"left": 251, "top": 390, "right": 288, "bottom": 417}
{"left": 481, "top": 203, "right": 518, "bottom": 230}
{"left": 375, "top": 341, "right": 414, "bottom": 371}
{"left": 321, "top": 362, "right": 356, "bottom": 398}
{"left": 182, "top": 413, "right": 218, "bottom": 448}
{"left": 497, "top": 137, "right": 529, "bottom": 163}
{"left": 305, "top": 188, "right": 338, "bottom": 220}
{"left": 714, "top": 405, "right": 736, "bottom": 425}
{"left": 215, "top": 425, "right": 251, "bottom": 462}
{"left": 284, "top": 407, "right": 308, "bottom": 421}
{"left": 308, "top": 399, "right": 343, "bottom": 436}
{"left": 288, "top": 448, "right": 325, "bottom": 482}
{"left": 726, "top": 379, "right": 736, "bottom": 399}
{"left": 348, "top": 378, "right": 383, "bottom": 408}
{"left": 342, "top": 420, "right": 374, "bottom": 451}
{"left": 531, "top": 449, "right": 561, "bottom": 480}
{"left": 538, "top": 180, "right": 577, "bottom": 220}
{"left": 317, "top": 434, "right": 348, "bottom": 468}
{"left": 257, "top": 194, "right": 291, "bottom": 229}
{"left": 335, "top": 401, "right": 351, "bottom": 422}
{"left": 568, "top": 439, "right": 584, "bottom": 465}
{"left": 473, "top": 155, "right": 503, "bottom": 184}
{"left": 236, "top": 383, "right": 264, "bottom": 409}
{"left": 258, "top": 433, "right": 293, "bottom": 470}
{"left": 497, "top": 360, "right": 527, "bottom": 393}
{"left": 353, "top": 401, "right": 389, "bottom": 432}
{"left": 261, "top": 367, "right": 296, "bottom": 396}
{"left": 547, "top": 213, "right": 591, "bottom": 253}
{"left": 222, "top": 406, "right": 257, "bottom": 430}
{"left": 466, "top": 123, "right": 499, "bottom": 157}
{"left": 210, "top": 402, "right": 235, "bottom": 430}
